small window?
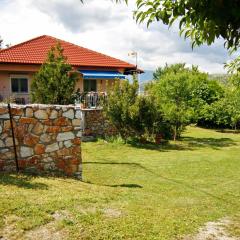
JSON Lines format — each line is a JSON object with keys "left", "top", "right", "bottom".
{"left": 11, "top": 77, "right": 28, "bottom": 93}
{"left": 84, "top": 79, "right": 97, "bottom": 92}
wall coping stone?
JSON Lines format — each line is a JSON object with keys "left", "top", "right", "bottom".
{"left": 0, "top": 104, "right": 77, "bottom": 109}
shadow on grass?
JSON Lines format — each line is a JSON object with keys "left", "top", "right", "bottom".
{"left": 83, "top": 162, "right": 143, "bottom": 188}
{"left": 129, "top": 141, "right": 187, "bottom": 151}
{"left": 0, "top": 173, "right": 48, "bottom": 189}
{"left": 127, "top": 136, "right": 237, "bottom": 151}
{"left": 85, "top": 161, "right": 141, "bottom": 167}
{"left": 110, "top": 183, "right": 142, "bottom": 188}
{"left": 217, "top": 129, "right": 240, "bottom": 134}
{"left": 84, "top": 180, "right": 142, "bottom": 188}
{"left": 140, "top": 166, "right": 240, "bottom": 207}
{"left": 84, "top": 161, "right": 239, "bottom": 207}
{"left": 182, "top": 136, "right": 237, "bottom": 149}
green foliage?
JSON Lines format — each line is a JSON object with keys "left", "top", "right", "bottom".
{"left": 189, "top": 74, "right": 225, "bottom": 125}
{"left": 190, "top": 76, "right": 224, "bottom": 105}
{"left": 31, "top": 43, "right": 78, "bottom": 104}
{"left": 226, "top": 89, "right": 240, "bottom": 129}
{"left": 149, "top": 64, "right": 208, "bottom": 139}
{"left": 225, "top": 56, "right": 240, "bottom": 74}
{"left": 103, "top": 77, "right": 139, "bottom": 140}
{"left": 130, "top": 94, "right": 171, "bottom": 138}
{"left": 200, "top": 98, "right": 232, "bottom": 128}
{"left": 150, "top": 63, "right": 237, "bottom": 132}
{"left": 150, "top": 70, "right": 195, "bottom": 140}
{"left": 134, "top": 0, "right": 240, "bottom": 50}
{"left": 129, "top": 95, "right": 155, "bottom": 137}
{"left": 229, "top": 73, "right": 240, "bottom": 88}
{"left": 197, "top": 76, "right": 240, "bottom": 130}
{"left": 106, "top": 62, "right": 240, "bottom": 139}
{"left": 104, "top": 76, "right": 170, "bottom": 141}
{"left": 1, "top": 127, "right": 240, "bottom": 239}
{"left": 153, "top": 63, "right": 186, "bottom": 80}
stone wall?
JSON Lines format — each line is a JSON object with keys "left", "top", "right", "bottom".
{"left": 0, "top": 104, "right": 82, "bottom": 178}
{"left": 82, "top": 109, "right": 117, "bottom": 139}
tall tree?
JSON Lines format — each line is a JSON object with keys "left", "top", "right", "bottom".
{"left": 149, "top": 65, "right": 196, "bottom": 140}
{"left": 31, "top": 43, "right": 78, "bottom": 104}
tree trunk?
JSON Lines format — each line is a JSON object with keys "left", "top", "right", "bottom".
{"left": 173, "top": 126, "right": 177, "bottom": 141}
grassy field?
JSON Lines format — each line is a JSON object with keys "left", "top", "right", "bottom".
{"left": 0, "top": 127, "right": 240, "bottom": 239}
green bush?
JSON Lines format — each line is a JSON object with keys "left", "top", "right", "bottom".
{"left": 103, "top": 77, "right": 171, "bottom": 142}
{"left": 103, "top": 78, "right": 138, "bottom": 140}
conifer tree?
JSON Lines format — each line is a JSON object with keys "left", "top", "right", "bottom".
{"left": 31, "top": 43, "right": 78, "bottom": 104}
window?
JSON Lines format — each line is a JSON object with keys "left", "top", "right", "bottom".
{"left": 84, "top": 79, "right": 97, "bottom": 92}
{"left": 11, "top": 77, "right": 28, "bottom": 93}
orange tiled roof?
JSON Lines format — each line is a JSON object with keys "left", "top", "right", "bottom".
{"left": 0, "top": 35, "right": 136, "bottom": 70}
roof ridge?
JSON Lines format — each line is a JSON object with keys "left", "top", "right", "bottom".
{"left": 0, "top": 34, "right": 135, "bottom": 68}
{"left": 0, "top": 35, "right": 140, "bottom": 71}
{"left": 45, "top": 35, "right": 136, "bottom": 68}
{"left": 0, "top": 35, "right": 47, "bottom": 54}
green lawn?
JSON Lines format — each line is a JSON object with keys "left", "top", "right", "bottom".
{"left": 0, "top": 127, "right": 240, "bottom": 239}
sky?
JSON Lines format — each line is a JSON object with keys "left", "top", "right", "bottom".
{"left": 0, "top": 0, "right": 237, "bottom": 74}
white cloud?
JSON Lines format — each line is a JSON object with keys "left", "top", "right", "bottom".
{"left": 0, "top": 0, "right": 234, "bottom": 73}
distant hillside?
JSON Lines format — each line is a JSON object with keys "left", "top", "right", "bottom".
{"left": 139, "top": 70, "right": 154, "bottom": 83}
{"left": 138, "top": 70, "right": 154, "bottom": 92}
{"left": 209, "top": 74, "right": 229, "bottom": 85}
{"left": 136, "top": 71, "right": 228, "bottom": 92}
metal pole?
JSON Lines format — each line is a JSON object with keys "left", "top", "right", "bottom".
{"left": 135, "top": 52, "right": 140, "bottom": 95}
{"left": 8, "top": 103, "right": 19, "bottom": 172}
{"left": 135, "top": 52, "right": 138, "bottom": 70}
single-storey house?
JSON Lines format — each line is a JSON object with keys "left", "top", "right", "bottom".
{"left": 0, "top": 35, "right": 140, "bottom": 105}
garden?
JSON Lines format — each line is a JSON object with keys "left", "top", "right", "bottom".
{"left": 0, "top": 126, "right": 240, "bottom": 239}
{"left": 1, "top": 1, "right": 240, "bottom": 239}
{"left": 1, "top": 39, "right": 240, "bottom": 240}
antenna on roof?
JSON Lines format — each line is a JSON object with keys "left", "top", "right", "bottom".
{"left": 128, "top": 51, "right": 141, "bottom": 94}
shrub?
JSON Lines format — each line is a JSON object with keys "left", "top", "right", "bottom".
{"left": 104, "top": 77, "right": 170, "bottom": 142}
{"left": 103, "top": 78, "right": 139, "bottom": 140}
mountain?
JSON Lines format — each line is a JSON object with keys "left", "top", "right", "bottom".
{"left": 138, "top": 70, "right": 154, "bottom": 92}
{"left": 209, "top": 74, "right": 229, "bottom": 85}
{"left": 139, "top": 70, "right": 154, "bottom": 83}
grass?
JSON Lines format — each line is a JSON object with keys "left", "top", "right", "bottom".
{"left": 0, "top": 126, "right": 240, "bottom": 239}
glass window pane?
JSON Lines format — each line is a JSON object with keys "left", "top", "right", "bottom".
{"left": 20, "top": 78, "right": 28, "bottom": 92}
{"left": 11, "top": 78, "right": 19, "bottom": 93}
{"left": 90, "top": 80, "right": 97, "bottom": 91}
{"left": 84, "top": 79, "right": 96, "bottom": 92}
